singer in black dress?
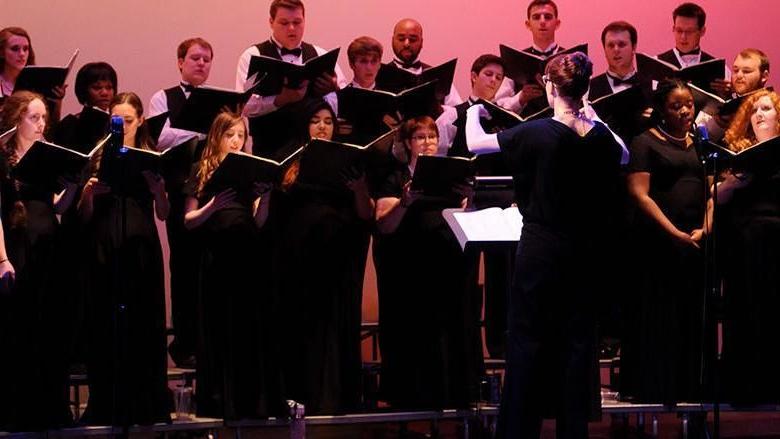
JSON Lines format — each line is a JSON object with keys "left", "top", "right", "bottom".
{"left": 79, "top": 92, "right": 172, "bottom": 426}
{"left": 273, "top": 99, "right": 373, "bottom": 414}
{"left": 719, "top": 90, "right": 780, "bottom": 404}
{"left": 374, "top": 116, "right": 482, "bottom": 410}
{"left": 620, "top": 79, "right": 709, "bottom": 404}
{"left": 183, "top": 112, "right": 280, "bottom": 419}
{"left": 0, "top": 91, "right": 78, "bottom": 431}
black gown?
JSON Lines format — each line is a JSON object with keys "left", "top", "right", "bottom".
{"left": 373, "top": 163, "right": 483, "bottom": 410}
{"left": 0, "top": 152, "right": 72, "bottom": 431}
{"left": 80, "top": 181, "right": 172, "bottom": 425}
{"left": 185, "top": 168, "right": 282, "bottom": 419}
{"left": 273, "top": 181, "right": 370, "bottom": 415}
{"left": 720, "top": 166, "right": 780, "bottom": 404}
{"left": 494, "top": 119, "right": 623, "bottom": 439}
{"left": 620, "top": 129, "right": 709, "bottom": 404}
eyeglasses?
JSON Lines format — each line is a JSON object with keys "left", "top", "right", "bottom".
{"left": 411, "top": 134, "right": 438, "bottom": 142}
{"left": 541, "top": 74, "right": 551, "bottom": 85}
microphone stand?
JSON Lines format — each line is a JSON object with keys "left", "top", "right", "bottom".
{"left": 693, "top": 124, "right": 720, "bottom": 439}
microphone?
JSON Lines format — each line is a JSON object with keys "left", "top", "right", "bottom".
{"left": 110, "top": 115, "right": 126, "bottom": 155}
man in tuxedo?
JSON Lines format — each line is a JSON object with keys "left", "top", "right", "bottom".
{"left": 147, "top": 37, "right": 215, "bottom": 368}
{"left": 495, "top": 0, "right": 562, "bottom": 114}
{"left": 659, "top": 2, "right": 730, "bottom": 96}
{"left": 375, "top": 18, "right": 462, "bottom": 107}
{"left": 589, "top": 21, "right": 640, "bottom": 101}
{"left": 236, "top": 0, "right": 345, "bottom": 154}
{"left": 697, "top": 48, "right": 771, "bottom": 140}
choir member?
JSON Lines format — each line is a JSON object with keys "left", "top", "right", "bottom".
{"left": 719, "top": 90, "right": 780, "bottom": 404}
{"left": 149, "top": 37, "right": 214, "bottom": 368}
{"left": 79, "top": 92, "right": 172, "bottom": 425}
{"left": 589, "top": 21, "right": 641, "bottom": 101}
{"left": 0, "top": 28, "right": 65, "bottom": 121}
{"left": 274, "top": 99, "right": 372, "bottom": 414}
{"left": 0, "top": 91, "right": 78, "bottom": 431}
{"left": 236, "top": 0, "right": 345, "bottom": 155}
{"left": 374, "top": 116, "right": 482, "bottom": 409}
{"left": 376, "top": 18, "right": 462, "bottom": 107}
{"left": 620, "top": 79, "right": 711, "bottom": 406}
{"left": 183, "top": 112, "right": 281, "bottom": 419}
{"left": 465, "top": 52, "right": 624, "bottom": 439}
{"left": 494, "top": 0, "right": 560, "bottom": 113}
{"left": 696, "top": 49, "right": 771, "bottom": 141}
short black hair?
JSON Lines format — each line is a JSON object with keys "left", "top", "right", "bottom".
{"left": 74, "top": 62, "right": 117, "bottom": 106}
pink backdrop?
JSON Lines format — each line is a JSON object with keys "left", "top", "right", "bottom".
{"left": 4, "top": 0, "right": 779, "bottom": 331}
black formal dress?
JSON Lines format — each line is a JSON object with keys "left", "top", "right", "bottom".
{"left": 184, "top": 169, "right": 282, "bottom": 419}
{"left": 373, "top": 162, "right": 483, "bottom": 410}
{"left": 620, "top": 129, "right": 709, "bottom": 404}
{"left": 80, "top": 178, "right": 172, "bottom": 425}
{"left": 720, "top": 165, "right": 780, "bottom": 404}
{"left": 0, "top": 152, "right": 72, "bottom": 431}
{"left": 273, "top": 181, "right": 370, "bottom": 415}
{"left": 494, "top": 119, "right": 623, "bottom": 439}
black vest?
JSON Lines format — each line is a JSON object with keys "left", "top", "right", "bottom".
{"left": 164, "top": 85, "right": 187, "bottom": 125}
{"left": 657, "top": 49, "right": 715, "bottom": 68}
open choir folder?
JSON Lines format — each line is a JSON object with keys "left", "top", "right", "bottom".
{"left": 375, "top": 58, "right": 458, "bottom": 101}
{"left": 499, "top": 43, "right": 588, "bottom": 87}
{"left": 14, "top": 49, "right": 79, "bottom": 100}
{"left": 704, "top": 136, "right": 780, "bottom": 175}
{"left": 636, "top": 53, "right": 725, "bottom": 92}
{"left": 688, "top": 84, "right": 773, "bottom": 118}
{"left": 411, "top": 154, "right": 476, "bottom": 198}
{"left": 296, "top": 129, "right": 397, "bottom": 190}
{"left": 338, "top": 80, "right": 441, "bottom": 123}
{"left": 13, "top": 134, "right": 109, "bottom": 192}
{"left": 443, "top": 206, "right": 523, "bottom": 251}
{"left": 204, "top": 146, "right": 304, "bottom": 195}
{"left": 170, "top": 74, "right": 261, "bottom": 134}
{"left": 248, "top": 47, "right": 340, "bottom": 95}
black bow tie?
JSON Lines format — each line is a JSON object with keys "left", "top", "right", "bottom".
{"left": 395, "top": 59, "right": 422, "bottom": 70}
{"left": 606, "top": 73, "right": 638, "bottom": 87}
{"left": 528, "top": 46, "right": 557, "bottom": 58}
{"left": 180, "top": 83, "right": 196, "bottom": 93}
{"left": 678, "top": 47, "right": 701, "bottom": 56}
{"left": 279, "top": 46, "right": 303, "bottom": 57}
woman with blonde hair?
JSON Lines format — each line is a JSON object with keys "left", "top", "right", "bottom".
{"left": 719, "top": 89, "right": 780, "bottom": 404}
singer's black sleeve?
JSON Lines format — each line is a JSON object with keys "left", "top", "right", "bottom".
{"left": 627, "top": 132, "right": 652, "bottom": 174}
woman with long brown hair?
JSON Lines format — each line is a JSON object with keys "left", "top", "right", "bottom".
{"left": 0, "top": 90, "right": 78, "bottom": 431}
{"left": 719, "top": 90, "right": 780, "bottom": 403}
{"left": 78, "top": 92, "right": 172, "bottom": 426}
{"left": 183, "top": 111, "right": 278, "bottom": 419}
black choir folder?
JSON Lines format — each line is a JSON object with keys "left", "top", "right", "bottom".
{"left": 636, "top": 53, "right": 725, "bottom": 92}
{"left": 689, "top": 84, "right": 773, "bottom": 118}
{"left": 248, "top": 47, "right": 340, "bottom": 96}
{"left": 338, "top": 80, "right": 440, "bottom": 125}
{"left": 204, "top": 147, "right": 303, "bottom": 195}
{"left": 499, "top": 43, "right": 588, "bottom": 87}
{"left": 375, "top": 58, "right": 458, "bottom": 102}
{"left": 442, "top": 206, "right": 523, "bottom": 251}
{"left": 13, "top": 134, "right": 109, "bottom": 193}
{"left": 14, "top": 50, "right": 79, "bottom": 100}
{"left": 296, "top": 129, "right": 397, "bottom": 191}
{"left": 98, "top": 140, "right": 199, "bottom": 196}
{"left": 705, "top": 136, "right": 780, "bottom": 175}
{"left": 170, "top": 74, "right": 261, "bottom": 135}
{"left": 410, "top": 155, "right": 476, "bottom": 198}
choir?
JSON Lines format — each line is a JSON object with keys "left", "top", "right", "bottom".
{"left": 0, "top": 1, "right": 778, "bottom": 438}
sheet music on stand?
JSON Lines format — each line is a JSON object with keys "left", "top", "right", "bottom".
{"left": 442, "top": 206, "right": 523, "bottom": 251}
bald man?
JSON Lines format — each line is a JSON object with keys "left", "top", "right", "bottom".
{"left": 375, "top": 18, "right": 462, "bottom": 107}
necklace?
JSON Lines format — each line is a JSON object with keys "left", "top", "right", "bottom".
{"left": 656, "top": 124, "right": 689, "bottom": 142}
